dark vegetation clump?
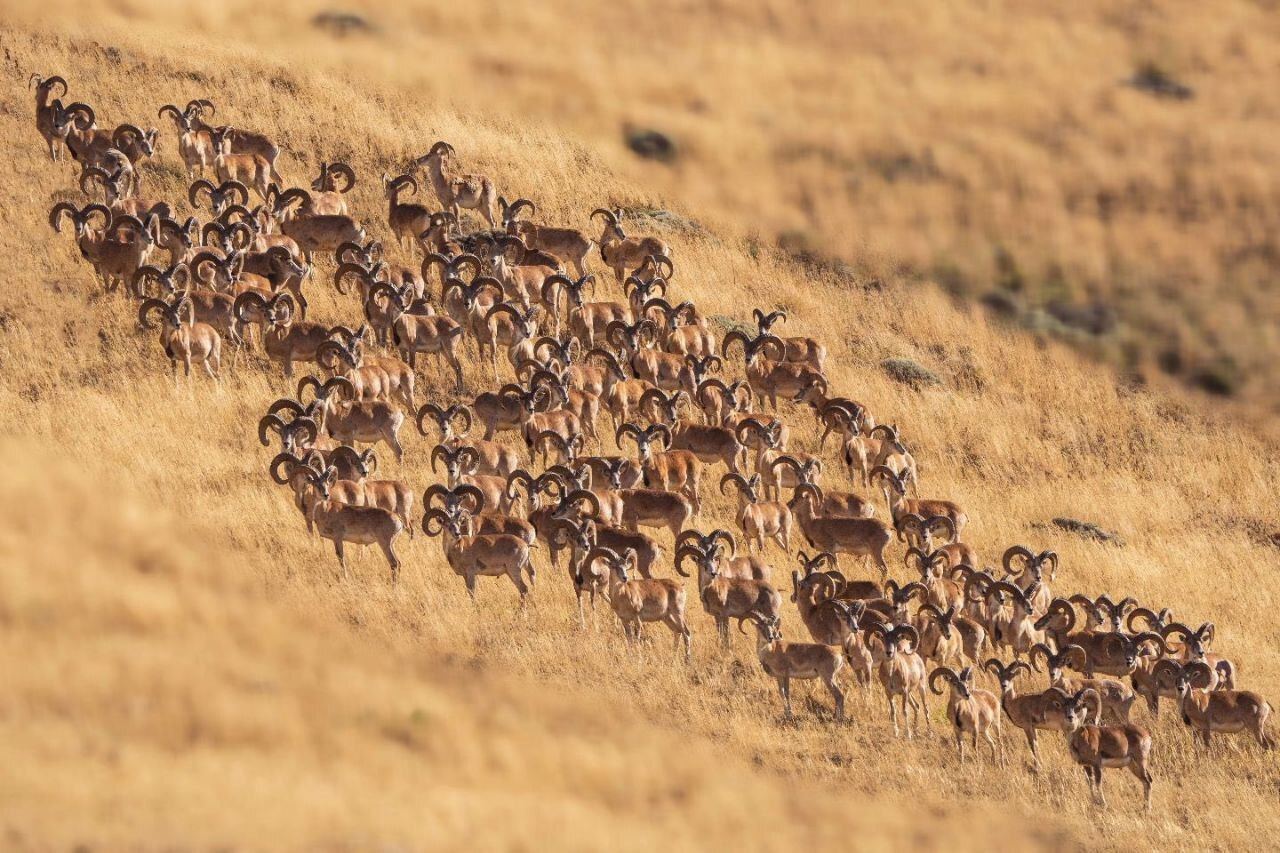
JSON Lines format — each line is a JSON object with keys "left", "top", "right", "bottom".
{"left": 880, "top": 358, "right": 941, "bottom": 390}
{"left": 624, "top": 126, "right": 677, "bottom": 163}
{"left": 1126, "top": 61, "right": 1194, "bottom": 100}
{"left": 1050, "top": 517, "right": 1124, "bottom": 545}
{"left": 312, "top": 11, "right": 375, "bottom": 37}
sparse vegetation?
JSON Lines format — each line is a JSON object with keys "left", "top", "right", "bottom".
{"left": 880, "top": 357, "right": 942, "bottom": 389}
{"left": 624, "top": 125, "right": 677, "bottom": 163}
{"left": 312, "top": 11, "right": 374, "bottom": 36}
{"left": 1048, "top": 517, "right": 1124, "bottom": 546}
{"left": 1126, "top": 60, "right": 1194, "bottom": 100}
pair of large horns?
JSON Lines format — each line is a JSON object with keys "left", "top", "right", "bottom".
{"left": 1100, "top": 631, "right": 1169, "bottom": 657}
{"left": 1151, "top": 658, "right": 1214, "bottom": 690}
{"left": 789, "top": 482, "right": 824, "bottom": 508}
{"left": 78, "top": 165, "right": 123, "bottom": 196}
{"left": 1002, "top": 545, "right": 1059, "bottom": 580}
{"left": 863, "top": 622, "right": 920, "bottom": 650}
{"left": 584, "top": 545, "right": 637, "bottom": 571}
{"left": 137, "top": 297, "right": 182, "bottom": 330}
{"left": 1028, "top": 642, "right": 1087, "bottom": 673}
{"left": 336, "top": 240, "right": 380, "bottom": 265}
{"left": 674, "top": 528, "right": 737, "bottom": 556}
{"left": 233, "top": 291, "right": 294, "bottom": 325}
{"left": 415, "top": 403, "right": 473, "bottom": 437}
{"left": 189, "top": 179, "right": 249, "bottom": 209}
{"left": 640, "top": 253, "right": 674, "bottom": 278}
{"left": 1159, "top": 621, "right": 1215, "bottom": 646}
{"left": 615, "top": 422, "right": 672, "bottom": 449}
{"left": 1125, "top": 606, "right": 1173, "bottom": 633}
{"left": 316, "top": 339, "right": 359, "bottom": 370}
{"left": 752, "top": 308, "right": 787, "bottom": 331}
{"left": 48, "top": 201, "right": 106, "bottom": 232}
{"left": 328, "top": 445, "right": 377, "bottom": 478}
{"left": 624, "top": 275, "right": 667, "bottom": 298}
{"left": 869, "top": 464, "right": 907, "bottom": 491}
{"left": 297, "top": 374, "right": 355, "bottom": 403}
{"left": 559, "top": 488, "right": 602, "bottom": 518}
{"left": 883, "top": 579, "right": 928, "bottom": 605}
{"left": 267, "top": 450, "right": 322, "bottom": 485}
{"left": 903, "top": 546, "right": 950, "bottom": 575}
{"left": 423, "top": 483, "right": 486, "bottom": 514}
{"left": 722, "top": 330, "right": 786, "bottom": 362}
{"left": 795, "top": 551, "right": 837, "bottom": 575}
{"left": 982, "top": 658, "right": 1033, "bottom": 682}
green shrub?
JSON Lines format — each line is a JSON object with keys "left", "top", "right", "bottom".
{"left": 880, "top": 358, "right": 941, "bottom": 390}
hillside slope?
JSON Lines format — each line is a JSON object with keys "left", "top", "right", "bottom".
{"left": 2, "top": 4, "right": 1279, "bottom": 849}
{"left": 15, "top": 0, "right": 1277, "bottom": 423}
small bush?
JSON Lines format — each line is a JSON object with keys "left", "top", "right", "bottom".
{"left": 710, "top": 315, "right": 754, "bottom": 339}
{"left": 312, "top": 11, "right": 374, "bottom": 36}
{"left": 993, "top": 245, "right": 1025, "bottom": 294}
{"left": 619, "top": 206, "right": 702, "bottom": 234}
{"left": 880, "top": 358, "right": 941, "bottom": 390}
{"left": 1126, "top": 61, "right": 1193, "bottom": 100}
{"left": 1189, "top": 356, "right": 1242, "bottom": 397}
{"left": 980, "top": 289, "right": 1021, "bottom": 318}
{"left": 624, "top": 126, "right": 677, "bottom": 164}
{"left": 1045, "top": 300, "right": 1118, "bottom": 336}
{"left": 777, "top": 231, "right": 857, "bottom": 286}
{"left": 931, "top": 260, "right": 970, "bottom": 296}
{"left": 1051, "top": 517, "right": 1123, "bottom": 545}
{"left": 1156, "top": 348, "right": 1184, "bottom": 376}
{"left": 865, "top": 148, "right": 940, "bottom": 183}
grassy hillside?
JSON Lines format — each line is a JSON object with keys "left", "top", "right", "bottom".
{"left": 21, "top": 0, "right": 1278, "bottom": 424}
{"left": 2, "top": 3, "right": 1279, "bottom": 849}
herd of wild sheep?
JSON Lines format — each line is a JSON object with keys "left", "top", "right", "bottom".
{"left": 32, "top": 71, "right": 1274, "bottom": 812}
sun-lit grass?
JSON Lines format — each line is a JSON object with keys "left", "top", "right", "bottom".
{"left": 1, "top": 3, "right": 1279, "bottom": 849}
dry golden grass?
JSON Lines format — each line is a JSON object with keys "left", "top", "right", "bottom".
{"left": 15, "top": 0, "right": 1280, "bottom": 418}
{"left": 22, "top": 0, "right": 1274, "bottom": 420}
{"left": 2, "top": 3, "right": 1279, "bottom": 849}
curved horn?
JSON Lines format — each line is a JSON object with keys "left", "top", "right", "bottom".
{"left": 257, "top": 412, "right": 286, "bottom": 446}
{"left": 136, "top": 297, "right": 169, "bottom": 330}
{"left": 562, "top": 488, "right": 602, "bottom": 519}
{"left": 421, "top": 508, "right": 452, "bottom": 538}
{"left": 719, "top": 473, "right": 752, "bottom": 498}
{"left": 1151, "top": 658, "right": 1184, "bottom": 688}
{"left": 929, "top": 667, "right": 960, "bottom": 695}
{"left": 1028, "top": 643, "right": 1056, "bottom": 673}
{"left": 1126, "top": 607, "right": 1165, "bottom": 633}
{"left": 188, "top": 179, "right": 215, "bottom": 209}
{"left": 453, "top": 484, "right": 486, "bottom": 514}
{"left": 767, "top": 454, "right": 806, "bottom": 481}
{"left": 327, "top": 162, "right": 356, "bottom": 193}
{"left": 48, "top": 202, "right": 81, "bottom": 233}
{"left": 673, "top": 546, "right": 704, "bottom": 578}
{"left": 268, "top": 452, "right": 301, "bottom": 485}
{"left": 1182, "top": 660, "right": 1214, "bottom": 689}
